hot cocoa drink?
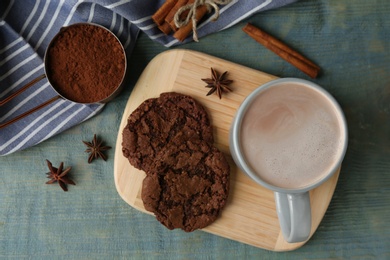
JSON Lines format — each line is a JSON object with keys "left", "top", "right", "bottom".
{"left": 240, "top": 82, "right": 345, "bottom": 189}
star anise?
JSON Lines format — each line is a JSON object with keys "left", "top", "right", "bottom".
{"left": 202, "top": 67, "right": 233, "bottom": 99}
{"left": 83, "top": 134, "right": 111, "bottom": 163}
{"left": 45, "top": 160, "right": 75, "bottom": 192}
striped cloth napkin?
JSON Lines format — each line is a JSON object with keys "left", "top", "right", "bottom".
{"left": 0, "top": 0, "right": 296, "bottom": 156}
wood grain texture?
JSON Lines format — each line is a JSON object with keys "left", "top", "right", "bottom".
{"left": 114, "top": 50, "right": 341, "bottom": 251}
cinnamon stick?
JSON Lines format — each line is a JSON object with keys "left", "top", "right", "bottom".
{"left": 158, "top": 22, "right": 172, "bottom": 35}
{"left": 152, "top": 0, "right": 179, "bottom": 26}
{"left": 243, "top": 23, "right": 320, "bottom": 78}
{"left": 165, "top": 0, "right": 189, "bottom": 31}
{"left": 173, "top": 4, "right": 208, "bottom": 42}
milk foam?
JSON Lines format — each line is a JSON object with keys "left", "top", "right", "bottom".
{"left": 240, "top": 83, "right": 344, "bottom": 189}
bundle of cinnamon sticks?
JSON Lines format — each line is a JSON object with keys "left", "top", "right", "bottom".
{"left": 152, "top": 0, "right": 208, "bottom": 42}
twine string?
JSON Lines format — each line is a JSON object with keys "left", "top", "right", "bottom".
{"left": 174, "top": 0, "right": 233, "bottom": 42}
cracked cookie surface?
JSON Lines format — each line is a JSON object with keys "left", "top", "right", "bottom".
{"left": 122, "top": 92, "right": 214, "bottom": 172}
{"left": 141, "top": 138, "right": 230, "bottom": 232}
{"left": 122, "top": 92, "right": 230, "bottom": 232}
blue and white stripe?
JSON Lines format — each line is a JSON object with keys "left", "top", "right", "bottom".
{"left": 0, "top": 0, "right": 296, "bottom": 156}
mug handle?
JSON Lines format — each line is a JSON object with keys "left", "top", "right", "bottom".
{"left": 274, "top": 191, "right": 311, "bottom": 243}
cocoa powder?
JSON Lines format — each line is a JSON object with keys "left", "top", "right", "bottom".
{"left": 47, "top": 24, "right": 126, "bottom": 103}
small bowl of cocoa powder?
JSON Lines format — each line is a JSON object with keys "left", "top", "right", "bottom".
{"left": 0, "top": 23, "right": 127, "bottom": 129}
{"left": 45, "top": 23, "right": 127, "bottom": 104}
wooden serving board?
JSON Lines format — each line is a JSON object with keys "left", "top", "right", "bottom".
{"left": 114, "top": 50, "right": 340, "bottom": 251}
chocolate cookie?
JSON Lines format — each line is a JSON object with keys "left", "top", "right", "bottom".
{"left": 141, "top": 137, "right": 230, "bottom": 232}
{"left": 122, "top": 92, "right": 214, "bottom": 172}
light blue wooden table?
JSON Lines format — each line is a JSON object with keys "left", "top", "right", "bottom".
{"left": 1, "top": 1, "right": 390, "bottom": 258}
